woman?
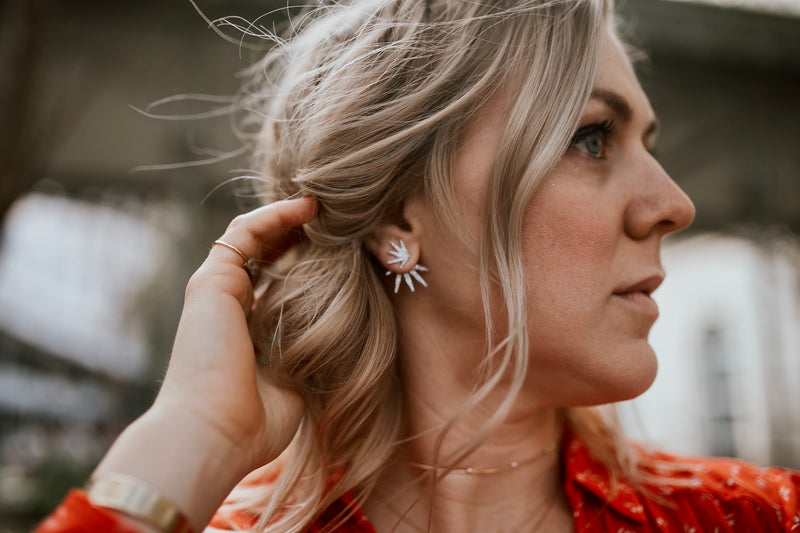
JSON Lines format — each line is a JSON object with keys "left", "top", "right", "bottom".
{"left": 36, "top": 0, "right": 799, "bottom": 532}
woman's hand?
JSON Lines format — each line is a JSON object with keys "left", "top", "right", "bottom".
{"left": 92, "top": 196, "right": 317, "bottom": 532}
{"left": 157, "top": 195, "right": 316, "bottom": 471}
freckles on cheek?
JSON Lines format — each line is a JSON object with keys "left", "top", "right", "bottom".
{"left": 521, "top": 182, "right": 615, "bottom": 293}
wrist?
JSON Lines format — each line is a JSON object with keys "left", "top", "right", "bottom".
{"left": 93, "top": 408, "right": 250, "bottom": 532}
{"left": 85, "top": 474, "right": 193, "bottom": 533}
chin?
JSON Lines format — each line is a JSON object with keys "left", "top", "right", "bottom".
{"left": 562, "top": 344, "right": 659, "bottom": 408}
{"left": 610, "top": 343, "right": 659, "bottom": 402}
{"left": 530, "top": 339, "right": 660, "bottom": 408}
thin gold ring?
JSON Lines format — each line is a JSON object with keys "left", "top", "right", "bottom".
{"left": 213, "top": 239, "right": 249, "bottom": 265}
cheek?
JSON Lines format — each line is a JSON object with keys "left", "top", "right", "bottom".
{"left": 520, "top": 181, "right": 617, "bottom": 306}
{"left": 518, "top": 181, "right": 658, "bottom": 405}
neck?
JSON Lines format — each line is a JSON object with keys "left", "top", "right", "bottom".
{"left": 403, "top": 433, "right": 559, "bottom": 475}
{"left": 365, "top": 433, "right": 570, "bottom": 533}
{"left": 363, "top": 349, "right": 569, "bottom": 531}
{"left": 394, "top": 307, "right": 563, "bottom": 474}
{"left": 363, "top": 297, "right": 573, "bottom": 532}
{"left": 400, "top": 396, "right": 563, "bottom": 477}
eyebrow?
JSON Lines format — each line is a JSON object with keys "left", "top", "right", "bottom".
{"left": 590, "top": 88, "right": 660, "bottom": 139}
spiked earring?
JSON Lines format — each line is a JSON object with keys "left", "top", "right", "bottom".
{"left": 385, "top": 240, "right": 429, "bottom": 294}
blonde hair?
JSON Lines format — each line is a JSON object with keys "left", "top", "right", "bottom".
{"left": 225, "top": 1, "right": 637, "bottom": 531}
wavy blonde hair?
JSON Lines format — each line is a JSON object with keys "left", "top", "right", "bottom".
{"left": 224, "top": 1, "right": 638, "bottom": 531}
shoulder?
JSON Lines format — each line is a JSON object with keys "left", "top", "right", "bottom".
{"left": 640, "top": 452, "right": 800, "bottom": 532}
{"left": 564, "top": 433, "right": 800, "bottom": 532}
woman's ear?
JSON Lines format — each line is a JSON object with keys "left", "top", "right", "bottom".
{"left": 365, "top": 196, "right": 426, "bottom": 273}
{"left": 364, "top": 225, "right": 421, "bottom": 274}
{"left": 365, "top": 198, "right": 431, "bottom": 294}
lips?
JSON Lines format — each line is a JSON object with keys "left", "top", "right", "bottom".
{"left": 613, "top": 274, "right": 664, "bottom": 297}
{"left": 612, "top": 274, "right": 664, "bottom": 319}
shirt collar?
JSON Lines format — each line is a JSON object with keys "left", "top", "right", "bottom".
{"left": 563, "top": 430, "right": 648, "bottom": 524}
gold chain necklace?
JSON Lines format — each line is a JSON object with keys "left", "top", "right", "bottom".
{"left": 403, "top": 437, "right": 559, "bottom": 475}
{"left": 381, "top": 489, "right": 559, "bottom": 533}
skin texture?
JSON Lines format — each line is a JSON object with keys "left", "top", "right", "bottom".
{"left": 87, "top": 31, "right": 694, "bottom": 533}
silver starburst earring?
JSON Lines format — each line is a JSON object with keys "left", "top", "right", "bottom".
{"left": 385, "top": 240, "right": 429, "bottom": 294}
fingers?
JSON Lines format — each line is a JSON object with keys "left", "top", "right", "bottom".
{"left": 186, "top": 197, "right": 317, "bottom": 308}
{"left": 208, "top": 196, "right": 318, "bottom": 271}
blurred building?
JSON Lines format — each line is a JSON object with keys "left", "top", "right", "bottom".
{"left": 623, "top": 0, "right": 800, "bottom": 233}
{"left": 0, "top": 2, "right": 273, "bottom": 527}
{"left": 0, "top": 191, "right": 197, "bottom": 526}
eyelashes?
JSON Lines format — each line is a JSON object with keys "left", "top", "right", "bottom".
{"left": 570, "top": 120, "right": 614, "bottom": 159}
{"left": 569, "top": 119, "right": 664, "bottom": 163}
{"left": 570, "top": 119, "right": 616, "bottom": 159}
{"left": 573, "top": 119, "right": 616, "bottom": 140}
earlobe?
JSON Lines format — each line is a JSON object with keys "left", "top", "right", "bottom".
{"left": 365, "top": 226, "right": 430, "bottom": 294}
{"left": 365, "top": 195, "right": 431, "bottom": 293}
{"left": 364, "top": 227, "right": 421, "bottom": 273}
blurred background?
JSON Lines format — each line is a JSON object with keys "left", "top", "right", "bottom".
{"left": 0, "top": 0, "right": 798, "bottom": 530}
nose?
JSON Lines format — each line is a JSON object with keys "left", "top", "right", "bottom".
{"left": 623, "top": 157, "right": 696, "bottom": 240}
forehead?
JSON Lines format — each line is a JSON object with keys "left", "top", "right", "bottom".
{"left": 592, "top": 32, "right": 655, "bottom": 121}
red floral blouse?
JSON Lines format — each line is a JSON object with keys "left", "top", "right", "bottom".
{"left": 563, "top": 435, "right": 800, "bottom": 532}
{"left": 37, "top": 431, "right": 800, "bottom": 532}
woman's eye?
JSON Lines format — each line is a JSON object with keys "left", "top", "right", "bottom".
{"left": 576, "top": 131, "right": 604, "bottom": 157}
{"left": 570, "top": 120, "right": 614, "bottom": 159}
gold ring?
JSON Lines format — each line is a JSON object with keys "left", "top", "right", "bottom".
{"left": 213, "top": 239, "right": 249, "bottom": 265}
